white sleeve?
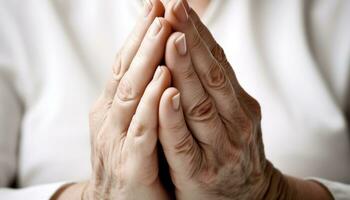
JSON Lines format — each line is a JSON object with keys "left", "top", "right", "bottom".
{"left": 0, "top": 2, "right": 68, "bottom": 199}
{"left": 312, "top": 178, "right": 350, "bottom": 200}
{"left": 0, "top": 182, "right": 68, "bottom": 200}
{"left": 0, "top": 78, "right": 68, "bottom": 200}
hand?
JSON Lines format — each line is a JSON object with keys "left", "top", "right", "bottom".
{"left": 159, "top": 1, "right": 268, "bottom": 199}
{"left": 53, "top": 0, "right": 172, "bottom": 199}
{"left": 157, "top": 0, "right": 333, "bottom": 200}
{"left": 86, "top": 10, "right": 172, "bottom": 200}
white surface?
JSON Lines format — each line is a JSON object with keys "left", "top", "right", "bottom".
{"left": 0, "top": 0, "right": 349, "bottom": 198}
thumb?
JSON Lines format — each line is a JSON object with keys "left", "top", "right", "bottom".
{"left": 158, "top": 87, "right": 201, "bottom": 187}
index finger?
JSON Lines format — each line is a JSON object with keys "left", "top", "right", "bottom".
{"left": 164, "top": 0, "right": 245, "bottom": 127}
{"left": 110, "top": 17, "right": 172, "bottom": 134}
{"left": 188, "top": 7, "right": 262, "bottom": 120}
{"left": 102, "top": 0, "right": 166, "bottom": 102}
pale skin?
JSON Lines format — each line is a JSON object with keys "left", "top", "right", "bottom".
{"left": 52, "top": 0, "right": 334, "bottom": 199}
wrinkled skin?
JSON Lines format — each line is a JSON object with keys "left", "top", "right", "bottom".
{"left": 158, "top": 0, "right": 283, "bottom": 199}
{"left": 53, "top": 1, "right": 332, "bottom": 200}
{"left": 83, "top": 0, "right": 172, "bottom": 199}
{"left": 86, "top": 0, "right": 281, "bottom": 199}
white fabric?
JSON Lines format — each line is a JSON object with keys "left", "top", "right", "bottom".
{"left": 0, "top": 0, "right": 349, "bottom": 199}
{"left": 0, "top": 182, "right": 67, "bottom": 200}
{"left": 310, "top": 178, "right": 350, "bottom": 200}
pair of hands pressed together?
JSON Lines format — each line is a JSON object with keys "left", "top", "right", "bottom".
{"left": 54, "top": 0, "right": 334, "bottom": 199}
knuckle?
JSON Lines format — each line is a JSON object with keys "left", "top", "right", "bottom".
{"left": 167, "top": 118, "right": 187, "bottom": 133}
{"left": 129, "top": 116, "right": 155, "bottom": 138}
{"left": 174, "top": 131, "right": 195, "bottom": 154}
{"left": 211, "top": 44, "right": 227, "bottom": 64}
{"left": 205, "top": 60, "right": 227, "bottom": 89}
{"left": 116, "top": 77, "right": 138, "bottom": 102}
{"left": 239, "top": 90, "right": 262, "bottom": 121}
{"left": 234, "top": 112, "right": 255, "bottom": 143}
{"left": 180, "top": 64, "right": 198, "bottom": 83}
{"left": 112, "top": 53, "right": 124, "bottom": 81}
{"left": 188, "top": 94, "right": 216, "bottom": 121}
{"left": 129, "top": 117, "right": 146, "bottom": 137}
{"left": 247, "top": 97, "right": 262, "bottom": 120}
{"left": 129, "top": 118, "right": 157, "bottom": 156}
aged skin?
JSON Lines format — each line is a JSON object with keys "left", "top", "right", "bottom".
{"left": 76, "top": 1, "right": 172, "bottom": 199}
{"left": 157, "top": 0, "right": 334, "bottom": 199}
{"left": 54, "top": 0, "right": 333, "bottom": 199}
{"left": 159, "top": 1, "right": 270, "bottom": 199}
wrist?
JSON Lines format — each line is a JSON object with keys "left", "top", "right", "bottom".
{"left": 284, "top": 177, "right": 333, "bottom": 200}
{"left": 260, "top": 162, "right": 333, "bottom": 200}
{"left": 258, "top": 161, "right": 297, "bottom": 200}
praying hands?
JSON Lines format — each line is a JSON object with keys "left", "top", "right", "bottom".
{"left": 53, "top": 0, "right": 333, "bottom": 199}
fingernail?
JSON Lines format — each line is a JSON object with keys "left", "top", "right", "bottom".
{"left": 143, "top": 0, "right": 153, "bottom": 17}
{"left": 148, "top": 17, "right": 162, "bottom": 36}
{"left": 174, "top": 33, "right": 187, "bottom": 56}
{"left": 153, "top": 66, "right": 163, "bottom": 81}
{"left": 173, "top": 0, "right": 188, "bottom": 22}
{"left": 172, "top": 93, "right": 181, "bottom": 111}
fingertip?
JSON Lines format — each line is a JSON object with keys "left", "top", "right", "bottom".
{"left": 174, "top": 33, "right": 187, "bottom": 56}
{"left": 159, "top": 88, "right": 186, "bottom": 140}
{"left": 165, "top": 32, "right": 180, "bottom": 53}
{"left": 166, "top": 32, "right": 185, "bottom": 47}
{"left": 158, "top": 88, "right": 197, "bottom": 184}
{"left": 167, "top": 32, "right": 182, "bottom": 48}
{"left": 160, "top": 87, "right": 179, "bottom": 116}
{"left": 165, "top": 33, "right": 191, "bottom": 85}
{"left": 164, "top": 0, "right": 190, "bottom": 30}
{"left": 158, "top": 65, "right": 172, "bottom": 87}
{"left": 160, "top": 87, "right": 180, "bottom": 108}
{"left": 149, "top": 0, "right": 166, "bottom": 18}
{"left": 165, "top": 32, "right": 188, "bottom": 63}
{"left": 156, "top": 17, "right": 173, "bottom": 35}
{"left": 164, "top": 0, "right": 179, "bottom": 25}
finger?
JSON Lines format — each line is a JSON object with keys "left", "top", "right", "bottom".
{"left": 164, "top": 0, "right": 244, "bottom": 125}
{"left": 102, "top": 0, "right": 166, "bottom": 103}
{"left": 92, "top": 0, "right": 165, "bottom": 129}
{"left": 188, "top": 7, "right": 262, "bottom": 120}
{"left": 110, "top": 17, "right": 172, "bottom": 134}
{"left": 127, "top": 66, "right": 171, "bottom": 155}
{"left": 158, "top": 87, "right": 201, "bottom": 188}
{"left": 187, "top": 9, "right": 238, "bottom": 85}
{"left": 165, "top": 32, "right": 224, "bottom": 144}
{"left": 124, "top": 66, "right": 171, "bottom": 186}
